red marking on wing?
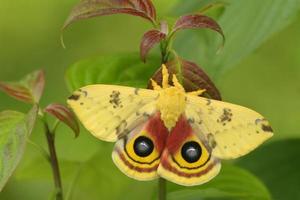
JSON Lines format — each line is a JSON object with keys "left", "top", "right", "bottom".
{"left": 116, "top": 149, "right": 159, "bottom": 173}
{"left": 145, "top": 113, "right": 169, "bottom": 152}
{"left": 167, "top": 115, "right": 193, "bottom": 154}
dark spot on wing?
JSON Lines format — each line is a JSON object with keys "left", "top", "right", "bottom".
{"left": 208, "top": 107, "right": 215, "bottom": 115}
{"left": 206, "top": 99, "right": 212, "bottom": 105}
{"left": 207, "top": 133, "right": 217, "bottom": 149}
{"left": 143, "top": 112, "right": 151, "bottom": 118}
{"left": 118, "top": 133, "right": 128, "bottom": 140}
{"left": 116, "top": 120, "right": 127, "bottom": 135}
{"left": 261, "top": 124, "right": 273, "bottom": 132}
{"left": 255, "top": 119, "right": 273, "bottom": 133}
{"left": 118, "top": 128, "right": 130, "bottom": 139}
{"left": 109, "top": 90, "right": 122, "bottom": 108}
{"left": 68, "top": 94, "right": 80, "bottom": 101}
{"left": 79, "top": 89, "right": 88, "bottom": 97}
{"left": 134, "top": 88, "right": 140, "bottom": 95}
{"left": 188, "top": 118, "right": 195, "bottom": 124}
{"left": 69, "top": 89, "right": 89, "bottom": 101}
{"left": 217, "top": 108, "right": 233, "bottom": 126}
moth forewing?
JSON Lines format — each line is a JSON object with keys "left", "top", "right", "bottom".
{"left": 67, "top": 84, "right": 159, "bottom": 142}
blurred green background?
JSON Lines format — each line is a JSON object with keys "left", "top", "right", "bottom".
{"left": 0, "top": 0, "right": 300, "bottom": 200}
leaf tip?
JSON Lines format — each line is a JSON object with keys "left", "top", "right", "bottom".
{"left": 44, "top": 103, "right": 80, "bottom": 137}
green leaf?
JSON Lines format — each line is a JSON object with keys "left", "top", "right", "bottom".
{"left": 167, "top": 164, "right": 271, "bottom": 200}
{"left": 172, "top": 0, "right": 300, "bottom": 78}
{"left": 0, "top": 105, "right": 38, "bottom": 191}
{"left": 65, "top": 53, "right": 161, "bottom": 92}
{"left": 237, "top": 139, "right": 300, "bottom": 200}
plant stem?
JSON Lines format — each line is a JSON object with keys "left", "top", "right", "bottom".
{"left": 160, "top": 41, "right": 168, "bottom": 64}
{"left": 44, "top": 122, "right": 63, "bottom": 200}
{"left": 158, "top": 178, "right": 166, "bottom": 200}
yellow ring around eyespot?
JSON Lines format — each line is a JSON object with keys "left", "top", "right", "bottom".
{"left": 172, "top": 135, "right": 210, "bottom": 169}
{"left": 125, "top": 131, "right": 160, "bottom": 164}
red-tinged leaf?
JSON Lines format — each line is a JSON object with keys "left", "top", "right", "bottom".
{"left": 63, "top": 0, "right": 157, "bottom": 30}
{"left": 0, "top": 70, "right": 45, "bottom": 104}
{"left": 44, "top": 103, "right": 80, "bottom": 137}
{"left": 172, "top": 14, "right": 224, "bottom": 44}
{"left": 0, "top": 83, "right": 33, "bottom": 103}
{"left": 148, "top": 58, "right": 221, "bottom": 100}
{"left": 140, "top": 29, "right": 166, "bottom": 62}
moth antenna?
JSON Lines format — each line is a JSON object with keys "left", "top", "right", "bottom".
{"left": 188, "top": 89, "right": 206, "bottom": 96}
{"left": 172, "top": 75, "right": 184, "bottom": 91}
{"left": 162, "top": 64, "right": 169, "bottom": 89}
{"left": 151, "top": 79, "right": 161, "bottom": 90}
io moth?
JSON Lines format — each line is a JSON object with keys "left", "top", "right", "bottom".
{"left": 67, "top": 65, "right": 273, "bottom": 186}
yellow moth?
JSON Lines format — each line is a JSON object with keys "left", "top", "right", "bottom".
{"left": 67, "top": 65, "right": 273, "bottom": 186}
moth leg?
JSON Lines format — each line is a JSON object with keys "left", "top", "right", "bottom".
{"left": 188, "top": 89, "right": 206, "bottom": 96}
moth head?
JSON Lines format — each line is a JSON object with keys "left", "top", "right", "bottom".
{"left": 157, "top": 88, "right": 186, "bottom": 130}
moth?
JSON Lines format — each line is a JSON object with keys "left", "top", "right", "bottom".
{"left": 67, "top": 65, "right": 273, "bottom": 186}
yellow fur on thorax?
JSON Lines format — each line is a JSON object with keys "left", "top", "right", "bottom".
{"left": 151, "top": 65, "right": 205, "bottom": 130}
{"left": 157, "top": 86, "right": 186, "bottom": 130}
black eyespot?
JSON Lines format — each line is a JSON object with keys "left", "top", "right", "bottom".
{"left": 181, "top": 141, "right": 202, "bottom": 163}
{"left": 134, "top": 136, "right": 154, "bottom": 157}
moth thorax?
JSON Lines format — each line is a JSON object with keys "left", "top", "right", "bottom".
{"left": 157, "top": 87, "right": 186, "bottom": 130}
